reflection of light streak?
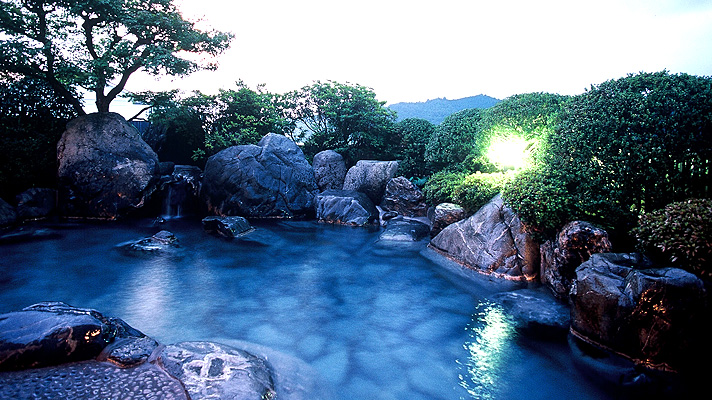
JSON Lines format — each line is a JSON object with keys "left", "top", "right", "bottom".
{"left": 457, "top": 301, "right": 515, "bottom": 399}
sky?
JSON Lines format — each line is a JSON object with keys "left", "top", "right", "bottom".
{"left": 116, "top": 0, "right": 712, "bottom": 115}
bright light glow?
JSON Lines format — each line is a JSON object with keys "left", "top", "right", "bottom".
{"left": 486, "top": 136, "right": 531, "bottom": 170}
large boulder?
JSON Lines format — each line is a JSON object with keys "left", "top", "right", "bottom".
{"left": 429, "top": 202, "right": 466, "bottom": 237}
{"left": 15, "top": 188, "right": 56, "bottom": 220}
{"left": 540, "top": 221, "right": 612, "bottom": 300}
{"left": 0, "top": 302, "right": 155, "bottom": 371}
{"left": 202, "top": 216, "right": 255, "bottom": 238}
{"left": 429, "top": 194, "right": 539, "bottom": 281}
{"left": 312, "top": 150, "right": 347, "bottom": 191}
{"left": 315, "top": 189, "right": 378, "bottom": 226}
{"left": 380, "top": 176, "right": 428, "bottom": 217}
{"left": 56, "top": 113, "right": 160, "bottom": 219}
{"left": 569, "top": 253, "right": 709, "bottom": 373}
{"left": 342, "top": 160, "right": 398, "bottom": 204}
{"left": 201, "top": 133, "right": 318, "bottom": 218}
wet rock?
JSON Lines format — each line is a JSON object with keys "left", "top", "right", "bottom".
{"left": 201, "top": 133, "right": 318, "bottom": 218}
{"left": 160, "top": 341, "right": 276, "bottom": 400}
{"left": 117, "top": 230, "right": 180, "bottom": 254}
{"left": 15, "top": 188, "right": 56, "bottom": 220}
{"left": 429, "top": 202, "right": 466, "bottom": 237}
{"left": 202, "top": 216, "right": 255, "bottom": 237}
{"left": 380, "top": 176, "right": 428, "bottom": 218}
{"left": 379, "top": 216, "right": 430, "bottom": 241}
{"left": 313, "top": 150, "right": 347, "bottom": 191}
{"left": 429, "top": 194, "right": 539, "bottom": 281}
{"left": 540, "top": 221, "right": 612, "bottom": 300}
{"left": 342, "top": 160, "right": 399, "bottom": 204}
{"left": 99, "top": 336, "right": 160, "bottom": 368}
{"left": 0, "top": 197, "right": 17, "bottom": 227}
{"left": 56, "top": 113, "right": 160, "bottom": 219}
{"left": 0, "top": 302, "right": 149, "bottom": 371}
{"left": 569, "top": 253, "right": 709, "bottom": 373}
{"left": 156, "top": 165, "right": 202, "bottom": 218}
{"left": 490, "top": 288, "right": 570, "bottom": 339}
{"left": 315, "top": 189, "right": 378, "bottom": 226}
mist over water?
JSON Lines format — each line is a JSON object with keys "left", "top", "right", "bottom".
{"left": 0, "top": 219, "right": 612, "bottom": 399}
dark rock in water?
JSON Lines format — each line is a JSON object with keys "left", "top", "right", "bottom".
{"left": 379, "top": 216, "right": 430, "bottom": 241}
{"left": 380, "top": 176, "right": 428, "bottom": 217}
{"left": 490, "top": 288, "right": 570, "bottom": 339}
{"left": 202, "top": 216, "right": 255, "bottom": 238}
{"left": 117, "top": 230, "right": 180, "bottom": 255}
{"left": 0, "top": 302, "right": 149, "bottom": 371}
{"left": 0, "top": 197, "right": 16, "bottom": 227}
{"left": 315, "top": 189, "right": 378, "bottom": 226}
{"left": 160, "top": 341, "right": 276, "bottom": 400}
{"left": 98, "top": 336, "right": 160, "bottom": 368}
{"left": 15, "top": 188, "right": 56, "bottom": 220}
{"left": 429, "top": 195, "right": 539, "bottom": 281}
{"left": 429, "top": 202, "right": 466, "bottom": 237}
{"left": 381, "top": 210, "right": 398, "bottom": 221}
{"left": 342, "top": 160, "right": 399, "bottom": 204}
{"left": 56, "top": 113, "right": 160, "bottom": 219}
{"left": 569, "top": 253, "right": 709, "bottom": 373}
{"left": 201, "top": 133, "right": 318, "bottom": 218}
{"left": 313, "top": 150, "right": 347, "bottom": 191}
{"left": 540, "top": 221, "right": 612, "bottom": 300}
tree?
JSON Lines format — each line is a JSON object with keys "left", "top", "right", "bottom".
{"left": 0, "top": 0, "right": 232, "bottom": 115}
{"left": 424, "top": 108, "right": 483, "bottom": 173}
{"left": 393, "top": 118, "right": 435, "bottom": 178}
{"left": 284, "top": 81, "right": 398, "bottom": 164}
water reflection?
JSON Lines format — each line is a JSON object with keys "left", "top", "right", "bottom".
{"left": 457, "top": 301, "right": 516, "bottom": 400}
{"left": 120, "top": 257, "right": 180, "bottom": 333}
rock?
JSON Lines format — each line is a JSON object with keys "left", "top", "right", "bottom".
{"left": 0, "top": 302, "right": 150, "bottom": 371}
{"left": 117, "top": 230, "right": 181, "bottom": 255}
{"left": 379, "top": 216, "right": 430, "bottom": 241}
{"left": 313, "top": 150, "right": 347, "bottom": 191}
{"left": 0, "top": 197, "right": 16, "bottom": 227}
{"left": 429, "top": 194, "right": 539, "bottom": 281}
{"left": 158, "top": 161, "right": 176, "bottom": 176}
{"left": 540, "top": 221, "right": 612, "bottom": 300}
{"left": 429, "top": 203, "right": 466, "bottom": 237}
{"left": 156, "top": 165, "right": 203, "bottom": 218}
{"left": 490, "top": 288, "right": 570, "bottom": 339}
{"left": 342, "top": 160, "right": 399, "bottom": 204}
{"left": 160, "top": 341, "right": 276, "bottom": 400}
{"left": 380, "top": 176, "right": 428, "bottom": 218}
{"left": 15, "top": 188, "right": 56, "bottom": 220}
{"left": 98, "top": 336, "right": 160, "bottom": 368}
{"left": 202, "top": 216, "right": 255, "bottom": 237}
{"left": 56, "top": 113, "right": 160, "bottom": 219}
{"left": 201, "top": 133, "right": 318, "bottom": 218}
{"left": 314, "top": 189, "right": 378, "bottom": 226}
{"left": 569, "top": 253, "right": 709, "bottom": 372}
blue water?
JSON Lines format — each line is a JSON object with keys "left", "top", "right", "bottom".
{"left": 0, "top": 219, "right": 613, "bottom": 400}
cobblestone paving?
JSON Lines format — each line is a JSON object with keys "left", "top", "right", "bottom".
{"left": 0, "top": 360, "right": 188, "bottom": 400}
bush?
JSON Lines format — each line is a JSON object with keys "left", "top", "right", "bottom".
{"left": 393, "top": 118, "right": 436, "bottom": 178}
{"left": 632, "top": 199, "right": 712, "bottom": 278}
{"left": 423, "top": 170, "right": 511, "bottom": 213}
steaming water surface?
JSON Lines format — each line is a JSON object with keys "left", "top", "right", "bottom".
{"left": 0, "top": 219, "right": 612, "bottom": 400}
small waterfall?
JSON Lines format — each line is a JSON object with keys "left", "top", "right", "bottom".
{"left": 159, "top": 165, "right": 201, "bottom": 219}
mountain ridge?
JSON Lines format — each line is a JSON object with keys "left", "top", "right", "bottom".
{"left": 389, "top": 94, "right": 500, "bottom": 125}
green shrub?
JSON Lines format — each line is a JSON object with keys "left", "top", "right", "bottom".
{"left": 423, "top": 170, "right": 511, "bottom": 213}
{"left": 632, "top": 198, "right": 712, "bottom": 278}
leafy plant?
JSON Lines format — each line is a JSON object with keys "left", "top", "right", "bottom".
{"left": 393, "top": 118, "right": 436, "bottom": 178}
{"left": 423, "top": 170, "right": 511, "bottom": 213}
{"left": 632, "top": 198, "right": 712, "bottom": 278}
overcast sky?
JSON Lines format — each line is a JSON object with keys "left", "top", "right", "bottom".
{"left": 119, "top": 0, "right": 712, "bottom": 113}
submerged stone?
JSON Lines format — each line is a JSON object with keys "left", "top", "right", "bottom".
{"left": 202, "top": 216, "right": 255, "bottom": 237}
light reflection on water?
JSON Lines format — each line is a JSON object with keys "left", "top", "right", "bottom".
{"left": 457, "top": 301, "right": 516, "bottom": 400}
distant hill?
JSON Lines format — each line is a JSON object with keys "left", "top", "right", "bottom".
{"left": 389, "top": 94, "right": 500, "bottom": 125}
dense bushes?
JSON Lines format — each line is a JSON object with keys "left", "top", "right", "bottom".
{"left": 393, "top": 118, "right": 435, "bottom": 178}
{"left": 632, "top": 199, "right": 712, "bottom": 277}
{"left": 423, "top": 170, "right": 511, "bottom": 213}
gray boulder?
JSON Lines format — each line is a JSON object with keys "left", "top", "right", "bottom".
{"left": 160, "top": 341, "right": 276, "bottom": 400}
{"left": 380, "top": 176, "right": 428, "bottom": 217}
{"left": 15, "top": 188, "right": 56, "bottom": 220}
{"left": 429, "top": 194, "right": 539, "bottom": 281}
{"left": 0, "top": 197, "right": 16, "bottom": 227}
{"left": 0, "top": 302, "right": 154, "bottom": 371}
{"left": 490, "top": 288, "right": 570, "bottom": 339}
{"left": 313, "top": 150, "right": 347, "bottom": 191}
{"left": 540, "top": 221, "right": 612, "bottom": 300}
{"left": 380, "top": 216, "right": 430, "bottom": 241}
{"left": 315, "top": 189, "right": 378, "bottom": 226}
{"left": 429, "top": 202, "right": 466, "bottom": 237}
{"left": 569, "top": 253, "right": 709, "bottom": 373}
{"left": 342, "top": 160, "right": 398, "bottom": 204}
{"left": 201, "top": 133, "right": 318, "bottom": 218}
{"left": 56, "top": 113, "right": 160, "bottom": 219}
{"left": 202, "top": 216, "right": 255, "bottom": 237}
